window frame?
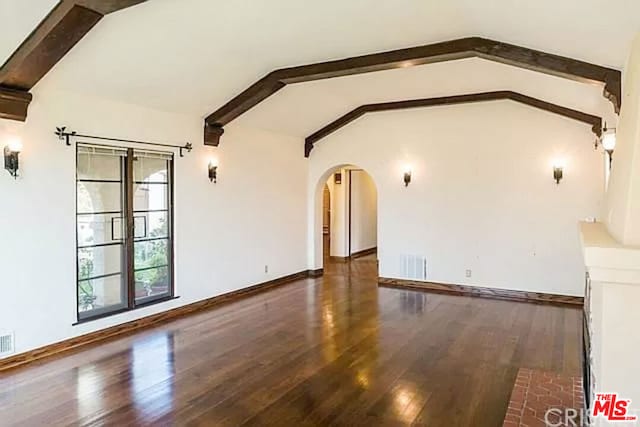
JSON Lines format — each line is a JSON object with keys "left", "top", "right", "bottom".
{"left": 75, "top": 145, "right": 176, "bottom": 323}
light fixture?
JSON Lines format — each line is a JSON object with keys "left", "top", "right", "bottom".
{"left": 602, "top": 130, "right": 616, "bottom": 168}
{"left": 403, "top": 166, "right": 412, "bottom": 187}
{"left": 334, "top": 172, "right": 342, "bottom": 184}
{"left": 552, "top": 160, "right": 564, "bottom": 185}
{"left": 208, "top": 158, "right": 218, "bottom": 183}
{"left": 4, "top": 138, "right": 22, "bottom": 179}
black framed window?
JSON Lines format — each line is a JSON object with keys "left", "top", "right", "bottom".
{"left": 76, "top": 144, "right": 174, "bottom": 322}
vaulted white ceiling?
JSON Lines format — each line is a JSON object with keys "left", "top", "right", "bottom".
{"left": 3, "top": 0, "right": 639, "bottom": 136}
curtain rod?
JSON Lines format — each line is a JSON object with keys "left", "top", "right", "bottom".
{"left": 55, "top": 126, "right": 193, "bottom": 157}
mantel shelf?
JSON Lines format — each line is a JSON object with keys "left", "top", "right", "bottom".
{"left": 580, "top": 221, "right": 640, "bottom": 285}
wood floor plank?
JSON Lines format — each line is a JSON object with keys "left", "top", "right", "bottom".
{"left": 0, "top": 255, "right": 581, "bottom": 426}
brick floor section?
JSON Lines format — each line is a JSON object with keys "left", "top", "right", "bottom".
{"left": 503, "top": 368, "right": 584, "bottom": 427}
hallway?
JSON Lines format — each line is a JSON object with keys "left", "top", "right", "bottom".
{"left": 0, "top": 257, "right": 581, "bottom": 426}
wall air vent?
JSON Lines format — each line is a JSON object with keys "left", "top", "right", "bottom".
{"left": 0, "top": 332, "right": 15, "bottom": 357}
{"left": 401, "top": 254, "right": 427, "bottom": 281}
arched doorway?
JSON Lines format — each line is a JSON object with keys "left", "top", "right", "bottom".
{"left": 311, "top": 164, "right": 378, "bottom": 272}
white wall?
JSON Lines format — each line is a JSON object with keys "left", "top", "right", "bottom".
{"left": 327, "top": 169, "right": 348, "bottom": 257}
{"left": 606, "top": 33, "right": 640, "bottom": 246}
{"left": 349, "top": 170, "right": 377, "bottom": 254}
{"left": 309, "top": 101, "right": 604, "bottom": 296}
{"left": 0, "top": 83, "right": 308, "bottom": 356}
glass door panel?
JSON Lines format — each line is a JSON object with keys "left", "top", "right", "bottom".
{"left": 133, "top": 152, "right": 172, "bottom": 304}
{"left": 76, "top": 145, "right": 127, "bottom": 320}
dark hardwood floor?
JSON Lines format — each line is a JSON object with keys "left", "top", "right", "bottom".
{"left": 0, "top": 254, "right": 581, "bottom": 426}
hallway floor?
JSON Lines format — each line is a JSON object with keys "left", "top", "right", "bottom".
{"left": 0, "top": 256, "right": 582, "bottom": 426}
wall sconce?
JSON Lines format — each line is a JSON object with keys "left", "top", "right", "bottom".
{"left": 334, "top": 172, "right": 342, "bottom": 184}
{"left": 208, "top": 158, "right": 218, "bottom": 183}
{"left": 4, "top": 138, "right": 22, "bottom": 179}
{"left": 403, "top": 167, "right": 412, "bottom": 187}
{"left": 602, "top": 130, "right": 616, "bottom": 168}
{"left": 552, "top": 162, "right": 564, "bottom": 185}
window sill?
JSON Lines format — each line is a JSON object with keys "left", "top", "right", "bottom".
{"left": 73, "top": 295, "right": 180, "bottom": 326}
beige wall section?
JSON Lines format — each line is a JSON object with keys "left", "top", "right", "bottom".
{"left": 605, "top": 33, "right": 640, "bottom": 246}
{"left": 349, "top": 170, "right": 377, "bottom": 254}
{"left": 327, "top": 168, "right": 349, "bottom": 257}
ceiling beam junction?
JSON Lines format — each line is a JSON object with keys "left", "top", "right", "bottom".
{"left": 304, "top": 91, "right": 603, "bottom": 157}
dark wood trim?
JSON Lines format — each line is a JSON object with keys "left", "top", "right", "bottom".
{"left": 308, "top": 268, "right": 324, "bottom": 278}
{"left": 204, "top": 37, "right": 620, "bottom": 145}
{"left": 74, "top": 0, "right": 147, "bottom": 15}
{"left": 329, "top": 256, "right": 349, "bottom": 263}
{"left": 350, "top": 247, "right": 377, "bottom": 259}
{"left": 0, "top": 269, "right": 317, "bottom": 372}
{"left": 124, "top": 148, "right": 135, "bottom": 309}
{"left": 0, "top": 86, "right": 32, "bottom": 121}
{"left": 348, "top": 169, "right": 352, "bottom": 256}
{"left": 0, "top": 1, "right": 145, "bottom": 121}
{"left": 378, "top": 277, "right": 583, "bottom": 307}
{"left": 305, "top": 91, "right": 603, "bottom": 156}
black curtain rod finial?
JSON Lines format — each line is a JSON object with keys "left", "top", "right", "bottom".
{"left": 55, "top": 126, "right": 76, "bottom": 146}
{"left": 179, "top": 142, "right": 193, "bottom": 157}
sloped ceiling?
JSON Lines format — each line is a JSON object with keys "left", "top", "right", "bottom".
{"left": 3, "top": 0, "right": 639, "bottom": 136}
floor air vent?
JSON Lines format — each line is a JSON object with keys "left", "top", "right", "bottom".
{"left": 401, "top": 254, "right": 427, "bottom": 280}
{"left": 0, "top": 332, "right": 14, "bottom": 357}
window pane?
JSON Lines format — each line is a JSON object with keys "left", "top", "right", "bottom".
{"left": 78, "top": 274, "right": 126, "bottom": 315}
{"left": 77, "top": 182, "right": 123, "bottom": 214}
{"left": 134, "top": 157, "right": 168, "bottom": 183}
{"left": 135, "top": 239, "right": 169, "bottom": 270}
{"left": 134, "top": 183, "right": 168, "bottom": 211}
{"left": 77, "top": 213, "right": 124, "bottom": 246}
{"left": 133, "top": 211, "right": 168, "bottom": 240}
{"left": 78, "top": 245, "right": 123, "bottom": 280}
{"left": 77, "top": 152, "right": 122, "bottom": 181}
{"left": 135, "top": 267, "right": 170, "bottom": 301}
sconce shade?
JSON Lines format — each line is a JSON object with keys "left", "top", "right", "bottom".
{"left": 403, "top": 171, "right": 412, "bottom": 187}
{"left": 208, "top": 162, "right": 218, "bottom": 183}
{"left": 553, "top": 166, "right": 563, "bottom": 184}
{"left": 602, "top": 133, "right": 616, "bottom": 152}
{"left": 4, "top": 145, "right": 20, "bottom": 179}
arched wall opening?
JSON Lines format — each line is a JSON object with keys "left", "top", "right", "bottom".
{"left": 309, "top": 164, "right": 378, "bottom": 271}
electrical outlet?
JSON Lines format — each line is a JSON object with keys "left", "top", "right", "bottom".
{"left": 264, "top": 265, "right": 269, "bottom": 274}
{"left": 465, "top": 269, "right": 472, "bottom": 278}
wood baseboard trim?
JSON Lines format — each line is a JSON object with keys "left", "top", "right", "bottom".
{"left": 329, "top": 256, "right": 349, "bottom": 263}
{"left": 350, "top": 247, "right": 377, "bottom": 259}
{"left": 308, "top": 268, "right": 324, "bottom": 278}
{"left": 378, "top": 277, "right": 583, "bottom": 307}
{"left": 0, "top": 269, "right": 316, "bottom": 372}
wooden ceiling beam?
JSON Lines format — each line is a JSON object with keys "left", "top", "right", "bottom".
{"left": 204, "top": 37, "right": 620, "bottom": 147}
{"left": 304, "top": 91, "right": 603, "bottom": 157}
{"left": 0, "top": 87, "right": 33, "bottom": 121}
{"left": 0, "top": 0, "right": 145, "bottom": 122}
{"left": 75, "top": 0, "right": 147, "bottom": 15}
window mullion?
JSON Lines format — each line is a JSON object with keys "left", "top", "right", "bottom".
{"left": 125, "top": 148, "right": 136, "bottom": 309}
